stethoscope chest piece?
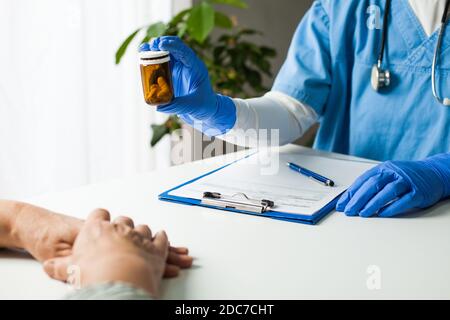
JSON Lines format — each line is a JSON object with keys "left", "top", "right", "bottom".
{"left": 371, "top": 64, "right": 391, "bottom": 91}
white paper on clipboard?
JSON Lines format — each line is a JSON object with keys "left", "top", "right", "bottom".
{"left": 168, "top": 151, "right": 377, "bottom": 216}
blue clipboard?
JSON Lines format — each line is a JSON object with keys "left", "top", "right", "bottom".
{"left": 158, "top": 154, "right": 341, "bottom": 225}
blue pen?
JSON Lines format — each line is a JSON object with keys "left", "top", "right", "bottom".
{"left": 287, "top": 162, "right": 335, "bottom": 187}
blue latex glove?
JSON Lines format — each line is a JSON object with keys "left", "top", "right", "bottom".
{"left": 139, "top": 37, "right": 236, "bottom": 135}
{"left": 336, "top": 153, "right": 450, "bottom": 218}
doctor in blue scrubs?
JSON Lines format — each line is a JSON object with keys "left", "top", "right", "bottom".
{"left": 140, "top": 0, "right": 450, "bottom": 218}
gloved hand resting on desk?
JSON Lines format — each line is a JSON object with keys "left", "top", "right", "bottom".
{"left": 140, "top": 36, "right": 236, "bottom": 135}
{"left": 336, "top": 153, "right": 450, "bottom": 218}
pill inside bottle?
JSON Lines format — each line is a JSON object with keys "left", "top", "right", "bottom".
{"left": 139, "top": 50, "right": 174, "bottom": 106}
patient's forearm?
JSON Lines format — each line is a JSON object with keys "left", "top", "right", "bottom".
{"left": 0, "top": 200, "right": 81, "bottom": 261}
{"left": 0, "top": 200, "right": 26, "bottom": 249}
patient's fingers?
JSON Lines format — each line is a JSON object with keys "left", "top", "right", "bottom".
{"left": 135, "top": 225, "right": 152, "bottom": 239}
{"left": 170, "top": 246, "right": 189, "bottom": 255}
{"left": 87, "top": 209, "right": 111, "bottom": 223}
{"left": 56, "top": 242, "right": 73, "bottom": 257}
{"left": 43, "top": 256, "right": 72, "bottom": 282}
{"left": 167, "top": 251, "right": 193, "bottom": 268}
{"left": 57, "top": 248, "right": 73, "bottom": 257}
{"left": 163, "top": 264, "right": 180, "bottom": 278}
{"left": 153, "top": 231, "right": 169, "bottom": 258}
{"left": 113, "top": 216, "right": 135, "bottom": 228}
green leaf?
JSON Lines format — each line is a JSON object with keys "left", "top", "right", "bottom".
{"left": 140, "top": 35, "right": 151, "bottom": 44}
{"left": 150, "top": 123, "right": 170, "bottom": 147}
{"left": 260, "top": 46, "right": 277, "bottom": 57}
{"left": 145, "top": 22, "right": 167, "bottom": 38}
{"left": 213, "top": 45, "right": 226, "bottom": 62}
{"left": 214, "top": 11, "right": 233, "bottom": 29}
{"left": 150, "top": 116, "right": 182, "bottom": 147}
{"left": 170, "top": 9, "right": 191, "bottom": 26}
{"left": 237, "top": 29, "right": 261, "bottom": 37}
{"left": 211, "top": 0, "right": 248, "bottom": 9}
{"left": 251, "top": 57, "right": 272, "bottom": 76}
{"left": 246, "top": 69, "right": 262, "bottom": 88}
{"left": 187, "top": 2, "right": 215, "bottom": 43}
{"left": 177, "top": 22, "right": 188, "bottom": 38}
{"left": 166, "top": 115, "right": 182, "bottom": 133}
{"left": 115, "top": 28, "right": 141, "bottom": 65}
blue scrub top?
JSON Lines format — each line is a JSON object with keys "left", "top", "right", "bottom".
{"left": 273, "top": 0, "right": 450, "bottom": 161}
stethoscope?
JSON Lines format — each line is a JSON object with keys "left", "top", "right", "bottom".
{"left": 371, "top": 0, "right": 450, "bottom": 106}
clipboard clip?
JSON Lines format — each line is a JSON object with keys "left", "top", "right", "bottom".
{"left": 202, "top": 192, "right": 275, "bottom": 214}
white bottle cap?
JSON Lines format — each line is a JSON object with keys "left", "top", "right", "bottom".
{"left": 139, "top": 50, "right": 170, "bottom": 65}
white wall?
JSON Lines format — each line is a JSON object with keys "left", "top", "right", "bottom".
{"left": 0, "top": 0, "right": 173, "bottom": 199}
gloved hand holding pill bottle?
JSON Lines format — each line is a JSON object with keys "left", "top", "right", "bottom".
{"left": 139, "top": 37, "right": 236, "bottom": 135}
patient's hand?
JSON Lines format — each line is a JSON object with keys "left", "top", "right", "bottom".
{"left": 12, "top": 203, "right": 82, "bottom": 261}
{"left": 42, "top": 209, "right": 191, "bottom": 297}
{"left": 8, "top": 202, "right": 191, "bottom": 278}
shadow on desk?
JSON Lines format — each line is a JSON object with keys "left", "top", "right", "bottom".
{"left": 0, "top": 248, "right": 32, "bottom": 260}
{"left": 161, "top": 264, "right": 201, "bottom": 299}
{"left": 395, "top": 199, "right": 450, "bottom": 219}
{"left": 322, "top": 199, "right": 450, "bottom": 222}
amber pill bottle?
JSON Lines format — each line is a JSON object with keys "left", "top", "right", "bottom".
{"left": 139, "top": 50, "right": 174, "bottom": 106}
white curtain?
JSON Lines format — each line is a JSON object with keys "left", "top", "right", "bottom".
{"left": 0, "top": 0, "right": 180, "bottom": 199}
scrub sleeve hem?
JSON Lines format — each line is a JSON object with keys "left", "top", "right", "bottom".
{"left": 63, "top": 282, "right": 154, "bottom": 300}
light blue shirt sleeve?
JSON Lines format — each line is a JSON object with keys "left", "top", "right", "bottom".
{"left": 63, "top": 282, "right": 153, "bottom": 300}
{"left": 272, "top": 0, "right": 332, "bottom": 116}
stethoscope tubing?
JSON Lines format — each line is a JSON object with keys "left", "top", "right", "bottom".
{"left": 376, "top": 0, "right": 450, "bottom": 106}
{"left": 432, "top": 22, "right": 447, "bottom": 105}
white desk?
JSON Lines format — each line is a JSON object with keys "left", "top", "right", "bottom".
{"left": 1, "top": 146, "right": 450, "bottom": 299}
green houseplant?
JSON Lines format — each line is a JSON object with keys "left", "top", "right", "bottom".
{"left": 116, "top": 0, "right": 276, "bottom": 147}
